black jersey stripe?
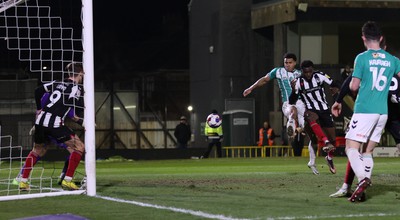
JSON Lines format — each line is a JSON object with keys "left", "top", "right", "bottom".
{"left": 297, "top": 72, "right": 331, "bottom": 111}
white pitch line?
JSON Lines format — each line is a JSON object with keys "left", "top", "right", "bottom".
{"left": 96, "top": 195, "right": 251, "bottom": 220}
{"left": 261, "top": 213, "right": 400, "bottom": 220}
{"left": 272, "top": 213, "right": 399, "bottom": 220}
{"left": 96, "top": 195, "right": 399, "bottom": 220}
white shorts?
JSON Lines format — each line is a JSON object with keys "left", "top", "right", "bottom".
{"left": 282, "top": 100, "right": 305, "bottom": 119}
{"left": 345, "top": 113, "right": 387, "bottom": 143}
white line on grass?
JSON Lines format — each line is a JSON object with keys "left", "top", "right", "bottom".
{"left": 96, "top": 195, "right": 251, "bottom": 220}
{"left": 273, "top": 213, "right": 399, "bottom": 220}
{"left": 96, "top": 195, "right": 399, "bottom": 220}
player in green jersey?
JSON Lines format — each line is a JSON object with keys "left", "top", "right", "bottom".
{"left": 243, "top": 53, "right": 305, "bottom": 140}
{"left": 345, "top": 21, "right": 400, "bottom": 202}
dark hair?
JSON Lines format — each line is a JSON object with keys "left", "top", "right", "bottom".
{"left": 65, "top": 62, "right": 84, "bottom": 76}
{"left": 211, "top": 109, "right": 218, "bottom": 114}
{"left": 283, "top": 53, "right": 297, "bottom": 62}
{"left": 300, "top": 60, "right": 314, "bottom": 69}
{"left": 362, "top": 21, "right": 382, "bottom": 41}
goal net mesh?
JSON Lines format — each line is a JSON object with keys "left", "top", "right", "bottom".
{"left": 0, "top": 0, "right": 86, "bottom": 200}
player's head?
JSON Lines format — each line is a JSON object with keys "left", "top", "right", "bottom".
{"left": 361, "top": 21, "right": 382, "bottom": 45}
{"left": 65, "top": 62, "right": 84, "bottom": 83}
{"left": 300, "top": 60, "right": 314, "bottom": 81}
{"left": 283, "top": 53, "right": 297, "bottom": 72}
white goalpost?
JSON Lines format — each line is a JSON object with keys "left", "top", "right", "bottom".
{"left": 0, "top": 0, "right": 96, "bottom": 200}
{"left": 82, "top": 0, "right": 96, "bottom": 197}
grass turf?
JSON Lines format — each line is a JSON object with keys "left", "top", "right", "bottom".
{"left": 1, "top": 157, "right": 400, "bottom": 219}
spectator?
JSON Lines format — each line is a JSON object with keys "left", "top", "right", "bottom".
{"left": 174, "top": 116, "right": 191, "bottom": 149}
{"left": 258, "top": 121, "right": 275, "bottom": 146}
{"left": 202, "top": 110, "right": 223, "bottom": 158}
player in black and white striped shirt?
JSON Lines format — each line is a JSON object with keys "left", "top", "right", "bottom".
{"left": 289, "top": 60, "right": 340, "bottom": 174}
{"left": 295, "top": 70, "right": 334, "bottom": 111}
{"left": 19, "top": 63, "right": 86, "bottom": 191}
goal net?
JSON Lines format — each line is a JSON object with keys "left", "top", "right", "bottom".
{"left": 0, "top": 0, "right": 95, "bottom": 201}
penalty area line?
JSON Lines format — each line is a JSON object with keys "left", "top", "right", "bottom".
{"left": 96, "top": 195, "right": 251, "bottom": 220}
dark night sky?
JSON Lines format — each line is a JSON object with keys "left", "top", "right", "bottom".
{"left": 0, "top": 0, "right": 190, "bottom": 78}
{"left": 93, "top": 0, "right": 190, "bottom": 77}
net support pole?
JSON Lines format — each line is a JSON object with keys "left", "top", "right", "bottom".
{"left": 82, "top": 0, "right": 96, "bottom": 197}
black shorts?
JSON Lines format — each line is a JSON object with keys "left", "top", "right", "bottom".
{"left": 34, "top": 125, "right": 75, "bottom": 144}
{"left": 386, "top": 119, "right": 400, "bottom": 144}
{"left": 305, "top": 110, "right": 335, "bottom": 128}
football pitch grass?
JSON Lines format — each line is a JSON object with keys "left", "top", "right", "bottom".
{"left": 1, "top": 156, "right": 400, "bottom": 220}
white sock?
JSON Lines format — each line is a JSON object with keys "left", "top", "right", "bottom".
{"left": 298, "top": 114, "right": 305, "bottom": 129}
{"left": 308, "top": 141, "right": 316, "bottom": 165}
{"left": 346, "top": 148, "right": 365, "bottom": 182}
{"left": 340, "top": 183, "right": 349, "bottom": 191}
{"left": 288, "top": 113, "right": 293, "bottom": 122}
{"left": 64, "top": 176, "right": 73, "bottom": 182}
{"left": 363, "top": 153, "right": 373, "bottom": 179}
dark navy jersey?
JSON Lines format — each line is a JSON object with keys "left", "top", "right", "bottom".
{"left": 35, "top": 79, "right": 84, "bottom": 128}
{"left": 388, "top": 74, "right": 400, "bottom": 121}
{"left": 337, "top": 74, "right": 400, "bottom": 121}
{"left": 389, "top": 74, "right": 400, "bottom": 98}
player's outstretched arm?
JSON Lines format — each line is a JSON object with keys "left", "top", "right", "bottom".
{"left": 243, "top": 75, "right": 270, "bottom": 97}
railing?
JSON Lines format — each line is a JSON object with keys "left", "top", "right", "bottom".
{"left": 223, "top": 146, "right": 294, "bottom": 158}
{"left": 264, "top": 146, "right": 294, "bottom": 157}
